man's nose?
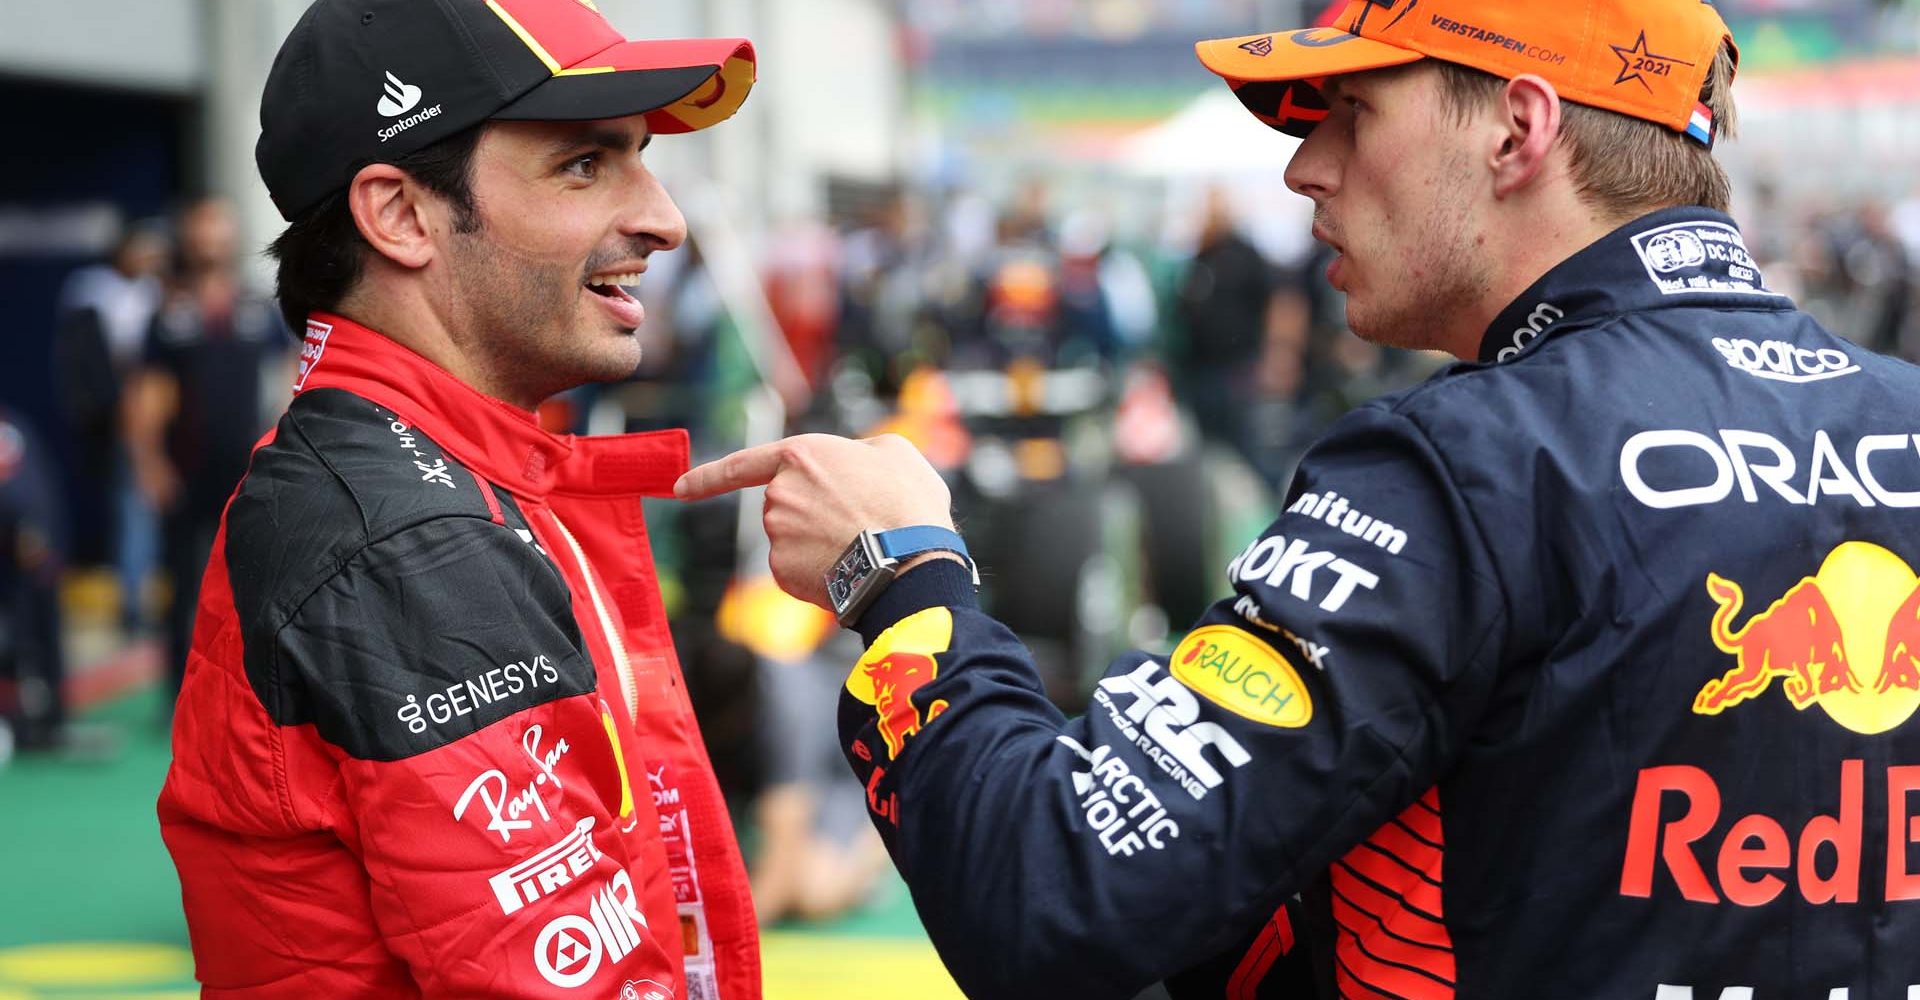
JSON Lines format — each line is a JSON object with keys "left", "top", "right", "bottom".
{"left": 621, "top": 167, "right": 688, "bottom": 253}
{"left": 1284, "top": 126, "right": 1337, "bottom": 201}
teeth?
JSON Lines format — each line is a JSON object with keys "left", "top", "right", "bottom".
{"left": 587, "top": 272, "right": 643, "bottom": 287}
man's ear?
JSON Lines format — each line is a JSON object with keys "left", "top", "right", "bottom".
{"left": 347, "top": 163, "right": 437, "bottom": 270}
{"left": 1490, "top": 74, "right": 1562, "bottom": 199}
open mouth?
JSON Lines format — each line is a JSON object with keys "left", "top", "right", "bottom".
{"left": 585, "top": 271, "right": 643, "bottom": 301}
{"left": 583, "top": 270, "right": 647, "bottom": 329}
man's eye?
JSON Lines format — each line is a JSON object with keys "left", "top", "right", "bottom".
{"left": 563, "top": 153, "right": 600, "bottom": 179}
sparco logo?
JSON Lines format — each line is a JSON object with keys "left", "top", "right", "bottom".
{"left": 1496, "top": 302, "right": 1564, "bottom": 361}
{"left": 1710, "top": 337, "right": 1859, "bottom": 384}
{"left": 376, "top": 70, "right": 442, "bottom": 143}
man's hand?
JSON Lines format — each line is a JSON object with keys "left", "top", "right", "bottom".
{"left": 676, "top": 434, "right": 954, "bottom": 608}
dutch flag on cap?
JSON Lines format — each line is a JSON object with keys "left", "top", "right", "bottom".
{"left": 1686, "top": 102, "right": 1713, "bottom": 147}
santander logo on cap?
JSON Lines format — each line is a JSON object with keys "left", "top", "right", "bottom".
{"left": 377, "top": 70, "right": 423, "bottom": 117}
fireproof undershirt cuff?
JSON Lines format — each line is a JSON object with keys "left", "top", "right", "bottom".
{"left": 853, "top": 558, "right": 982, "bottom": 646}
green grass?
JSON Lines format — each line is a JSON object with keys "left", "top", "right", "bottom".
{"left": 0, "top": 686, "right": 946, "bottom": 998}
{"left": 0, "top": 688, "right": 184, "bottom": 949}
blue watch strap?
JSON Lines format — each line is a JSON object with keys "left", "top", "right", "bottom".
{"left": 874, "top": 525, "right": 979, "bottom": 585}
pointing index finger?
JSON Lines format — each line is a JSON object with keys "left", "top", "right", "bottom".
{"left": 675, "top": 442, "right": 788, "bottom": 500}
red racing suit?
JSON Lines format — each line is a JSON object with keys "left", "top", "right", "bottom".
{"left": 158, "top": 315, "right": 758, "bottom": 1000}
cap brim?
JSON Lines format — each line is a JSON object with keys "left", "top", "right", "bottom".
{"left": 1195, "top": 27, "right": 1422, "bottom": 84}
{"left": 492, "top": 37, "right": 756, "bottom": 134}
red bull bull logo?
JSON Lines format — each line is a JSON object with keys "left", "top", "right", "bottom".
{"left": 1693, "top": 540, "right": 1920, "bottom": 735}
{"left": 1619, "top": 542, "right": 1920, "bottom": 909}
{"left": 846, "top": 607, "right": 954, "bottom": 761}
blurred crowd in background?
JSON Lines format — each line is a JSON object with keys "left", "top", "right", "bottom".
{"left": 5, "top": 0, "right": 1920, "bottom": 942}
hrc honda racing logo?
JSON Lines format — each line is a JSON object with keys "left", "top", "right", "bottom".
{"left": 1094, "top": 660, "right": 1251, "bottom": 801}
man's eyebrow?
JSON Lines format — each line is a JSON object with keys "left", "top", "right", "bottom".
{"left": 1320, "top": 76, "right": 1347, "bottom": 100}
{"left": 547, "top": 127, "right": 653, "bottom": 156}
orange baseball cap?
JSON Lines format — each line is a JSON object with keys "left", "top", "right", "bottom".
{"left": 1196, "top": 0, "right": 1736, "bottom": 146}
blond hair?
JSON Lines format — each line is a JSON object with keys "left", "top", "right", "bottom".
{"left": 1434, "top": 43, "right": 1739, "bottom": 219}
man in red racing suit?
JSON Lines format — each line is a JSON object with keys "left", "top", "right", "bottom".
{"left": 157, "top": 1, "right": 763, "bottom": 996}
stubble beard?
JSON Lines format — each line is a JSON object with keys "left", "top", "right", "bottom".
{"left": 1344, "top": 163, "right": 1490, "bottom": 356}
{"left": 446, "top": 229, "right": 641, "bottom": 405}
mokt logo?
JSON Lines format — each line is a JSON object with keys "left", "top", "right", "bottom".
{"left": 1620, "top": 542, "right": 1920, "bottom": 908}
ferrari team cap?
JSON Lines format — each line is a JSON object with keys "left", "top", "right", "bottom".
{"left": 258, "top": 0, "right": 757, "bottom": 220}
{"left": 1197, "top": 0, "right": 1734, "bottom": 146}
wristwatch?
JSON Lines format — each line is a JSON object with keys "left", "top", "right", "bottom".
{"left": 826, "top": 525, "right": 979, "bottom": 627}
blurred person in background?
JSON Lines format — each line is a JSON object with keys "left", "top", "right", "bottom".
{"left": 154, "top": 0, "right": 765, "bottom": 996}
{"left": 679, "top": 0, "right": 1920, "bottom": 997}
{"left": 122, "top": 196, "right": 290, "bottom": 703}
{"left": 53, "top": 221, "right": 168, "bottom": 631}
{"left": 1058, "top": 209, "right": 1160, "bottom": 364}
{"left": 1842, "top": 200, "right": 1912, "bottom": 361}
{"left": 764, "top": 215, "right": 844, "bottom": 392}
{"left": 1174, "top": 186, "right": 1281, "bottom": 476}
{"left": 0, "top": 409, "right": 68, "bottom": 755}
{"left": 52, "top": 222, "right": 168, "bottom": 609}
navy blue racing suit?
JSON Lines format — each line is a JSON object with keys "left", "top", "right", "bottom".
{"left": 838, "top": 208, "right": 1920, "bottom": 1000}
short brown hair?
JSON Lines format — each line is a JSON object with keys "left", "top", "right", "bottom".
{"left": 1433, "top": 42, "right": 1739, "bottom": 220}
{"left": 266, "top": 124, "right": 488, "bottom": 333}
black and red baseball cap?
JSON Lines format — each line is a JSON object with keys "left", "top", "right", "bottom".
{"left": 257, "top": 0, "right": 756, "bottom": 220}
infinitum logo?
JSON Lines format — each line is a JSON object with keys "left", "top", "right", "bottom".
{"left": 376, "top": 71, "right": 422, "bottom": 116}
{"left": 375, "top": 70, "right": 443, "bottom": 144}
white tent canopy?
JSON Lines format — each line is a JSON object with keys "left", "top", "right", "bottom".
{"left": 1119, "top": 89, "right": 1315, "bottom": 266}
{"left": 1118, "top": 87, "right": 1304, "bottom": 177}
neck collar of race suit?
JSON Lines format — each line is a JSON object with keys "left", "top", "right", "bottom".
{"left": 292, "top": 312, "right": 686, "bottom": 501}
{"left": 1475, "top": 206, "right": 1795, "bottom": 365}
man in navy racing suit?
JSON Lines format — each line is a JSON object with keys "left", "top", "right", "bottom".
{"left": 680, "top": 0, "right": 1920, "bottom": 997}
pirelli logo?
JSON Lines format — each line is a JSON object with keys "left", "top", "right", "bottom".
{"left": 490, "top": 817, "right": 605, "bottom": 915}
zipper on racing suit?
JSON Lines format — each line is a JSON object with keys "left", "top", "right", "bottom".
{"left": 546, "top": 511, "right": 640, "bottom": 721}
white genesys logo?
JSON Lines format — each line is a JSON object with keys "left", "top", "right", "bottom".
{"left": 1711, "top": 337, "right": 1859, "bottom": 384}
{"left": 377, "top": 70, "right": 422, "bottom": 116}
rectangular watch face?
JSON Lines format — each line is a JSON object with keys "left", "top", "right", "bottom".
{"left": 829, "top": 543, "right": 876, "bottom": 609}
